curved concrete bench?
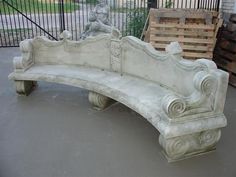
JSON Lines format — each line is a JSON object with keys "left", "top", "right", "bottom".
{"left": 8, "top": 31, "right": 229, "bottom": 162}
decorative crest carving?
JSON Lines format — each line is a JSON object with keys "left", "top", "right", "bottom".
{"left": 110, "top": 40, "right": 121, "bottom": 72}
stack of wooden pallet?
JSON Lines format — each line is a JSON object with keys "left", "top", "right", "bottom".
{"left": 142, "top": 8, "right": 222, "bottom": 60}
{"left": 214, "top": 14, "right": 236, "bottom": 87}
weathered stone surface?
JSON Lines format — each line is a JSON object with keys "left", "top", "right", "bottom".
{"left": 15, "top": 80, "right": 37, "bottom": 96}
{"left": 88, "top": 91, "right": 115, "bottom": 110}
{"left": 159, "top": 128, "right": 221, "bottom": 162}
{"left": 80, "top": 0, "right": 120, "bottom": 39}
{"left": 8, "top": 30, "right": 229, "bottom": 162}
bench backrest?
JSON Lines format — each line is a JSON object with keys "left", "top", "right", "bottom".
{"left": 27, "top": 33, "right": 226, "bottom": 97}
{"left": 32, "top": 35, "right": 111, "bottom": 70}
{"left": 120, "top": 36, "right": 222, "bottom": 96}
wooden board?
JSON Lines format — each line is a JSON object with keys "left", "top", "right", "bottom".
{"left": 214, "top": 54, "right": 236, "bottom": 73}
{"left": 213, "top": 19, "right": 236, "bottom": 87}
{"left": 217, "top": 66, "right": 236, "bottom": 87}
{"left": 144, "top": 8, "right": 220, "bottom": 60}
{"left": 229, "top": 72, "right": 236, "bottom": 87}
{"left": 214, "top": 52, "right": 236, "bottom": 87}
{"left": 214, "top": 47, "right": 236, "bottom": 62}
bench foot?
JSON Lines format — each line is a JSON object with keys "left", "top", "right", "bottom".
{"left": 159, "top": 128, "right": 221, "bottom": 162}
{"left": 88, "top": 91, "right": 115, "bottom": 110}
{"left": 15, "top": 80, "right": 37, "bottom": 96}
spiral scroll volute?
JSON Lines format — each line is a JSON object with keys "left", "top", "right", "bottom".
{"left": 194, "top": 71, "right": 217, "bottom": 95}
{"left": 13, "top": 39, "right": 33, "bottom": 71}
{"left": 159, "top": 135, "right": 189, "bottom": 159}
{"left": 162, "top": 94, "right": 186, "bottom": 118}
{"left": 199, "top": 129, "right": 221, "bottom": 148}
{"left": 20, "top": 39, "right": 33, "bottom": 61}
{"left": 20, "top": 39, "right": 32, "bottom": 53}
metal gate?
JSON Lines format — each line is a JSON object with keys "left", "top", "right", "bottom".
{"left": 0, "top": 0, "right": 220, "bottom": 47}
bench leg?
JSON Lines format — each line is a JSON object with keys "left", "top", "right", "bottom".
{"left": 88, "top": 91, "right": 115, "bottom": 110}
{"left": 15, "top": 80, "right": 37, "bottom": 96}
{"left": 159, "top": 128, "right": 221, "bottom": 162}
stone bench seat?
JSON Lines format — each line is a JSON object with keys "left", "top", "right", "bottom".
{"left": 9, "top": 64, "right": 226, "bottom": 139}
{"left": 8, "top": 31, "right": 229, "bottom": 162}
{"left": 9, "top": 64, "right": 168, "bottom": 120}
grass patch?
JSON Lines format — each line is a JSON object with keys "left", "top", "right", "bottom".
{"left": 0, "top": 28, "right": 32, "bottom": 33}
{"left": 0, "top": 0, "right": 80, "bottom": 14}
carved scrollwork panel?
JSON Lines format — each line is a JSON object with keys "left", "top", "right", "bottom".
{"left": 20, "top": 39, "right": 32, "bottom": 52}
{"left": 162, "top": 94, "right": 186, "bottom": 118}
{"left": 199, "top": 129, "right": 221, "bottom": 148}
{"left": 88, "top": 91, "right": 114, "bottom": 110}
{"left": 110, "top": 40, "right": 121, "bottom": 72}
{"left": 14, "top": 39, "right": 34, "bottom": 71}
{"left": 194, "top": 71, "right": 218, "bottom": 95}
{"left": 159, "top": 135, "right": 190, "bottom": 159}
{"left": 159, "top": 128, "right": 222, "bottom": 161}
{"left": 110, "top": 41, "right": 121, "bottom": 57}
{"left": 171, "top": 71, "right": 219, "bottom": 117}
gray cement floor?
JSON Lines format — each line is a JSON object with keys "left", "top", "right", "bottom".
{"left": 0, "top": 47, "right": 235, "bottom": 177}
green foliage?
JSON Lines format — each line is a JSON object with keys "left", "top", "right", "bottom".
{"left": 85, "top": 0, "right": 98, "bottom": 4}
{"left": 165, "top": 0, "right": 173, "bottom": 8}
{"left": 125, "top": 8, "right": 148, "bottom": 38}
{"left": 0, "top": 0, "right": 80, "bottom": 14}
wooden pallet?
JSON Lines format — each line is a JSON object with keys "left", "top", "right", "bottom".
{"left": 214, "top": 46, "right": 236, "bottom": 87}
{"left": 214, "top": 52, "right": 236, "bottom": 73}
{"left": 217, "top": 66, "right": 236, "bottom": 87}
{"left": 229, "top": 72, "right": 236, "bottom": 87}
{"left": 215, "top": 47, "right": 236, "bottom": 62}
{"left": 213, "top": 14, "right": 236, "bottom": 87}
{"left": 214, "top": 47, "right": 236, "bottom": 87}
{"left": 142, "top": 8, "right": 221, "bottom": 60}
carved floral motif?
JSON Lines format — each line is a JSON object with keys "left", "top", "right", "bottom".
{"left": 110, "top": 41, "right": 121, "bottom": 57}
{"left": 110, "top": 40, "right": 121, "bottom": 72}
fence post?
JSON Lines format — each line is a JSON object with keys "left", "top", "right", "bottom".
{"left": 197, "top": 0, "right": 200, "bottom": 9}
{"left": 148, "top": 0, "right": 157, "bottom": 9}
{"left": 58, "top": 0, "right": 65, "bottom": 33}
{"left": 216, "top": 0, "right": 220, "bottom": 12}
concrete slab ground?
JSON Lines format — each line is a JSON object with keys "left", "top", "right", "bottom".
{"left": 0, "top": 47, "right": 235, "bottom": 177}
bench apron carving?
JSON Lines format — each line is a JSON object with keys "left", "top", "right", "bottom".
{"left": 8, "top": 31, "right": 229, "bottom": 162}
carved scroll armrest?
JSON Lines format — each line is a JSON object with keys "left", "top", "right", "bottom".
{"left": 194, "top": 59, "right": 229, "bottom": 113}
{"left": 193, "top": 71, "right": 218, "bottom": 95}
{"left": 162, "top": 94, "right": 186, "bottom": 119}
{"left": 161, "top": 71, "right": 220, "bottom": 120}
{"left": 13, "top": 39, "right": 34, "bottom": 72}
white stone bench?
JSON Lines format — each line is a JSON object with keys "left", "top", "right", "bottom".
{"left": 8, "top": 31, "right": 229, "bottom": 162}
